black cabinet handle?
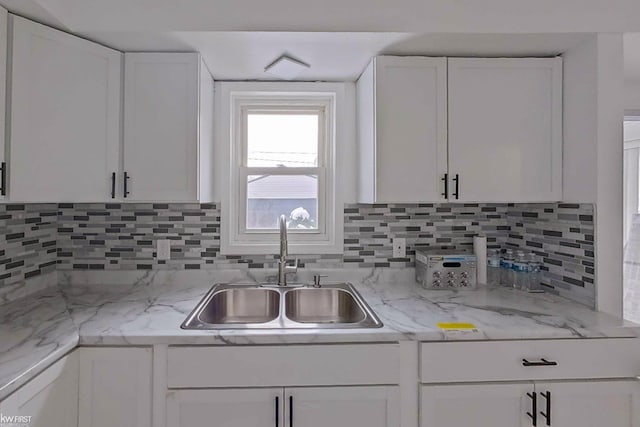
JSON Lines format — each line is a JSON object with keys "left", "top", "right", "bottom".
{"left": 539, "top": 391, "right": 551, "bottom": 426}
{"left": 110, "top": 172, "right": 116, "bottom": 199}
{"left": 452, "top": 173, "right": 459, "bottom": 199}
{"left": 526, "top": 392, "right": 537, "bottom": 426}
{"left": 123, "top": 172, "right": 130, "bottom": 198}
{"left": 441, "top": 173, "right": 449, "bottom": 199}
{"left": 522, "top": 358, "right": 558, "bottom": 367}
{"left": 289, "top": 396, "right": 293, "bottom": 427}
{"left": 0, "top": 161, "right": 6, "bottom": 196}
{"left": 275, "top": 396, "right": 279, "bottom": 427}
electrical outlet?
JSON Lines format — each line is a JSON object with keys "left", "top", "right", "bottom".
{"left": 157, "top": 239, "right": 171, "bottom": 260}
{"left": 392, "top": 237, "right": 406, "bottom": 258}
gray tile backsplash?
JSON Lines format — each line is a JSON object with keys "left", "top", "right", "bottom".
{"left": 2, "top": 202, "right": 596, "bottom": 307}
{"left": 0, "top": 204, "right": 57, "bottom": 291}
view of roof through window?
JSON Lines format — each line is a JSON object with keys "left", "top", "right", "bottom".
{"left": 245, "top": 112, "right": 320, "bottom": 230}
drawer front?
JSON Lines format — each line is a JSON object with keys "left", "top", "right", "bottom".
{"left": 420, "top": 338, "right": 640, "bottom": 383}
{"left": 168, "top": 343, "right": 400, "bottom": 388}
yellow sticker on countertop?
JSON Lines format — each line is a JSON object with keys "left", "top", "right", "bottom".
{"left": 437, "top": 322, "right": 479, "bottom": 332}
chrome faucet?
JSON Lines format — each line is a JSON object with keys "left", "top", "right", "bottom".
{"left": 277, "top": 214, "right": 298, "bottom": 286}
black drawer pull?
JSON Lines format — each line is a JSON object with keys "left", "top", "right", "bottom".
{"left": 110, "top": 172, "right": 116, "bottom": 199}
{"left": 0, "top": 161, "right": 6, "bottom": 196}
{"left": 452, "top": 173, "right": 459, "bottom": 199}
{"left": 526, "top": 392, "right": 537, "bottom": 426}
{"left": 123, "top": 171, "right": 130, "bottom": 198}
{"left": 539, "top": 391, "right": 551, "bottom": 426}
{"left": 289, "top": 395, "right": 293, "bottom": 427}
{"left": 522, "top": 358, "right": 558, "bottom": 367}
{"left": 441, "top": 173, "right": 448, "bottom": 199}
{"left": 275, "top": 396, "right": 279, "bottom": 427}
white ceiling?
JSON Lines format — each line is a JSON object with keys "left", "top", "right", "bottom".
{"left": 4, "top": 0, "right": 640, "bottom": 33}
{"left": 78, "top": 32, "right": 590, "bottom": 81}
{"left": 1, "top": 0, "right": 638, "bottom": 82}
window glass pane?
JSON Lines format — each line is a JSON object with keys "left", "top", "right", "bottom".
{"left": 247, "top": 113, "right": 319, "bottom": 167}
{"left": 247, "top": 174, "right": 318, "bottom": 230}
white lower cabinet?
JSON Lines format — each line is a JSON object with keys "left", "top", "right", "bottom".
{"left": 78, "top": 347, "right": 153, "bottom": 427}
{"left": 0, "top": 352, "right": 79, "bottom": 427}
{"left": 421, "top": 383, "right": 532, "bottom": 427}
{"left": 421, "top": 380, "right": 639, "bottom": 427}
{"left": 535, "top": 380, "right": 640, "bottom": 427}
{"left": 166, "top": 386, "right": 400, "bottom": 427}
{"left": 166, "top": 388, "right": 282, "bottom": 427}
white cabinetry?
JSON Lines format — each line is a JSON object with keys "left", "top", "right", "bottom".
{"left": 357, "top": 56, "right": 447, "bottom": 203}
{"left": 419, "top": 339, "right": 640, "bottom": 427}
{"left": 448, "top": 58, "right": 562, "bottom": 202}
{"left": 356, "top": 55, "right": 562, "bottom": 203}
{"left": 166, "top": 386, "right": 399, "bottom": 427}
{"left": 0, "top": 7, "right": 7, "bottom": 200}
{"left": 165, "top": 344, "right": 400, "bottom": 427}
{"left": 9, "top": 15, "right": 121, "bottom": 202}
{"left": 0, "top": 352, "right": 79, "bottom": 427}
{"left": 166, "top": 388, "right": 282, "bottom": 427}
{"left": 78, "top": 347, "right": 152, "bottom": 427}
{"left": 123, "top": 53, "right": 214, "bottom": 202}
{"left": 421, "top": 383, "right": 531, "bottom": 427}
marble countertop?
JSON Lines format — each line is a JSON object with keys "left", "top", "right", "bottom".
{"left": 1, "top": 268, "right": 639, "bottom": 400}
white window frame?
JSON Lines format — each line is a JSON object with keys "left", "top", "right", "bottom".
{"left": 217, "top": 82, "right": 347, "bottom": 255}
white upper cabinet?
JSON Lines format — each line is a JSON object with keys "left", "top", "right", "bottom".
{"left": 123, "top": 53, "right": 214, "bottom": 202}
{"left": 0, "top": 8, "right": 7, "bottom": 201}
{"left": 357, "top": 56, "right": 448, "bottom": 203}
{"left": 448, "top": 57, "right": 563, "bottom": 202}
{"left": 357, "top": 56, "right": 562, "bottom": 203}
{"left": 9, "top": 15, "right": 121, "bottom": 202}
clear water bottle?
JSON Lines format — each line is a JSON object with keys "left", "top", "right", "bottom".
{"left": 513, "top": 251, "right": 529, "bottom": 290}
{"left": 500, "top": 249, "right": 514, "bottom": 287}
{"left": 527, "top": 252, "right": 543, "bottom": 292}
{"left": 487, "top": 248, "right": 501, "bottom": 287}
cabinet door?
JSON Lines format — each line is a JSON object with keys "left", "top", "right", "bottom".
{"left": 9, "top": 15, "right": 121, "bottom": 202}
{"left": 421, "top": 383, "right": 532, "bottom": 427}
{"left": 78, "top": 347, "right": 152, "bottom": 427}
{"left": 287, "top": 386, "right": 399, "bottom": 427}
{"left": 0, "top": 8, "right": 7, "bottom": 201}
{"left": 166, "top": 388, "right": 283, "bottom": 427}
{"left": 123, "top": 53, "right": 199, "bottom": 201}
{"left": 358, "top": 56, "right": 447, "bottom": 203}
{"left": 535, "top": 380, "right": 640, "bottom": 427}
{"left": 0, "top": 352, "right": 79, "bottom": 427}
{"left": 448, "top": 57, "right": 562, "bottom": 202}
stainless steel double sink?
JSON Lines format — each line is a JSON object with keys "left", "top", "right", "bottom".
{"left": 181, "top": 283, "right": 383, "bottom": 329}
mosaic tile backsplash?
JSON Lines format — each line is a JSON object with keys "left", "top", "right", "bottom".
{"left": 0, "top": 204, "right": 57, "bottom": 288}
{"left": 505, "top": 203, "right": 595, "bottom": 307}
{"left": 2, "top": 202, "right": 595, "bottom": 307}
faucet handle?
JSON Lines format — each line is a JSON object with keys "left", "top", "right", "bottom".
{"left": 284, "top": 258, "right": 298, "bottom": 273}
{"left": 313, "top": 274, "right": 328, "bottom": 288}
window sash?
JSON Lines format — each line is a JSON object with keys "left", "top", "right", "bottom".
{"left": 240, "top": 104, "right": 328, "bottom": 169}
{"left": 238, "top": 166, "right": 326, "bottom": 237}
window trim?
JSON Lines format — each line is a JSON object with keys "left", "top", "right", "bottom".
{"left": 218, "top": 83, "right": 346, "bottom": 255}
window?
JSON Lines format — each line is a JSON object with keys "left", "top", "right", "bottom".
{"left": 219, "top": 83, "right": 347, "bottom": 255}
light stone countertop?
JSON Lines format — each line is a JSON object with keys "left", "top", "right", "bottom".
{"left": 1, "top": 268, "right": 638, "bottom": 400}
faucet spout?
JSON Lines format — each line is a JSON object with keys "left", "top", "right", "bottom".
{"left": 277, "top": 214, "right": 297, "bottom": 286}
{"left": 279, "top": 214, "right": 288, "bottom": 259}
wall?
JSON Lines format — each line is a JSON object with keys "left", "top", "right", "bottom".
{"left": 562, "top": 33, "right": 624, "bottom": 315}
{"left": 56, "top": 202, "right": 596, "bottom": 307}
{"left": 623, "top": 146, "right": 639, "bottom": 245}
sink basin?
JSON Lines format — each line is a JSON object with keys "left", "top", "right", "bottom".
{"left": 181, "top": 282, "right": 382, "bottom": 329}
{"left": 198, "top": 287, "right": 280, "bottom": 324}
{"left": 285, "top": 288, "right": 366, "bottom": 324}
